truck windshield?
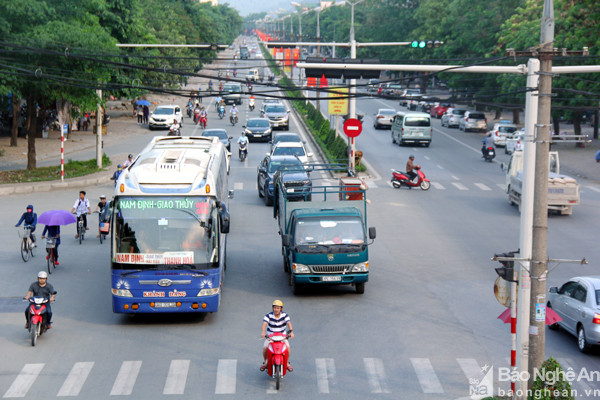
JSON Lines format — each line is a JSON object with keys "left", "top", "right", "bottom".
{"left": 294, "top": 216, "right": 364, "bottom": 247}
{"left": 113, "top": 196, "right": 218, "bottom": 269}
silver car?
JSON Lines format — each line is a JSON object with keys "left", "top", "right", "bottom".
{"left": 547, "top": 276, "right": 600, "bottom": 352}
{"left": 458, "top": 111, "right": 487, "bottom": 132}
{"left": 261, "top": 104, "right": 290, "bottom": 130}
{"left": 373, "top": 109, "right": 396, "bottom": 129}
{"left": 441, "top": 108, "right": 468, "bottom": 129}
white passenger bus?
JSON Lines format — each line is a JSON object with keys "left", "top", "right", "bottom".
{"left": 111, "top": 136, "right": 231, "bottom": 314}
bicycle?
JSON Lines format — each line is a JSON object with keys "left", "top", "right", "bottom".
{"left": 45, "top": 237, "right": 57, "bottom": 274}
{"left": 19, "top": 226, "right": 36, "bottom": 262}
{"left": 74, "top": 212, "right": 87, "bottom": 244}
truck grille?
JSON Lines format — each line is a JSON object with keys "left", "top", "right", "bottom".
{"left": 312, "top": 264, "right": 352, "bottom": 274}
{"left": 285, "top": 181, "right": 307, "bottom": 188}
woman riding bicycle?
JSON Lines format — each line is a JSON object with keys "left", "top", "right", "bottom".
{"left": 15, "top": 205, "right": 38, "bottom": 247}
{"left": 41, "top": 225, "right": 61, "bottom": 266}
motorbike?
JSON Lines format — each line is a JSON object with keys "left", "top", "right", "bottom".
{"left": 483, "top": 146, "right": 496, "bottom": 162}
{"left": 26, "top": 297, "right": 52, "bottom": 346}
{"left": 218, "top": 105, "right": 225, "bottom": 119}
{"left": 233, "top": 69, "right": 237, "bottom": 78}
{"left": 230, "top": 113, "right": 238, "bottom": 126}
{"left": 168, "top": 126, "right": 181, "bottom": 136}
{"left": 264, "top": 332, "right": 290, "bottom": 390}
{"left": 249, "top": 98, "right": 255, "bottom": 111}
{"left": 219, "top": 83, "right": 223, "bottom": 92}
{"left": 248, "top": 83, "right": 253, "bottom": 93}
{"left": 239, "top": 141, "right": 248, "bottom": 161}
{"left": 193, "top": 111, "right": 200, "bottom": 124}
{"left": 199, "top": 115, "right": 207, "bottom": 129}
{"left": 391, "top": 166, "right": 431, "bottom": 190}
{"left": 186, "top": 105, "right": 192, "bottom": 118}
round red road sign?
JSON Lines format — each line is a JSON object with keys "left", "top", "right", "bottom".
{"left": 343, "top": 118, "right": 362, "bottom": 138}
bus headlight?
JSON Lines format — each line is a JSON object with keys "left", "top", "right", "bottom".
{"left": 197, "top": 288, "right": 220, "bottom": 297}
{"left": 112, "top": 288, "right": 133, "bottom": 297}
{"left": 351, "top": 262, "right": 369, "bottom": 272}
{"left": 292, "top": 263, "right": 310, "bottom": 274}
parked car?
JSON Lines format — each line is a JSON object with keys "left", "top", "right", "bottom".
{"left": 547, "top": 276, "right": 600, "bottom": 352}
{"left": 199, "top": 128, "right": 232, "bottom": 152}
{"left": 270, "top": 132, "right": 303, "bottom": 151}
{"left": 430, "top": 103, "right": 453, "bottom": 119}
{"left": 243, "top": 118, "right": 272, "bottom": 142}
{"left": 490, "top": 121, "right": 518, "bottom": 147}
{"left": 271, "top": 142, "right": 313, "bottom": 164}
{"left": 148, "top": 105, "right": 183, "bottom": 130}
{"left": 373, "top": 108, "right": 396, "bottom": 129}
{"left": 257, "top": 155, "right": 311, "bottom": 206}
{"left": 459, "top": 111, "right": 488, "bottom": 132}
{"left": 261, "top": 104, "right": 290, "bottom": 130}
{"left": 441, "top": 108, "right": 468, "bottom": 129}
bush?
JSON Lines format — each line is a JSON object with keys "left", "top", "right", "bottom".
{"left": 528, "top": 358, "right": 574, "bottom": 400}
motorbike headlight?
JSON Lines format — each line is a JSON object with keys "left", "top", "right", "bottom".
{"left": 351, "top": 262, "right": 369, "bottom": 273}
{"left": 197, "top": 288, "right": 220, "bottom": 297}
{"left": 292, "top": 263, "right": 310, "bottom": 274}
{"left": 112, "top": 288, "right": 133, "bottom": 297}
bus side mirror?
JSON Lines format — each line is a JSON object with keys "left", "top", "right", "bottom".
{"left": 282, "top": 234, "right": 290, "bottom": 247}
{"left": 368, "top": 227, "right": 376, "bottom": 240}
{"left": 217, "top": 202, "right": 230, "bottom": 234}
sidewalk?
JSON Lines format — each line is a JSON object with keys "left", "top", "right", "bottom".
{"left": 0, "top": 51, "right": 234, "bottom": 197}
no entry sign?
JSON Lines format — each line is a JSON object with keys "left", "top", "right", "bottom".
{"left": 343, "top": 118, "right": 362, "bottom": 138}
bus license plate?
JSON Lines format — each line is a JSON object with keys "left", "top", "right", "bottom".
{"left": 154, "top": 302, "right": 177, "bottom": 308}
{"left": 322, "top": 276, "right": 341, "bottom": 282}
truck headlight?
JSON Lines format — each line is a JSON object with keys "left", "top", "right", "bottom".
{"left": 112, "top": 288, "right": 133, "bottom": 297}
{"left": 197, "top": 288, "right": 220, "bottom": 296}
{"left": 351, "top": 262, "right": 369, "bottom": 272}
{"left": 245, "top": 129, "right": 252, "bottom": 134}
{"left": 292, "top": 263, "right": 310, "bottom": 274}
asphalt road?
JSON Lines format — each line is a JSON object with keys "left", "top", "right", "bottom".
{"left": 1, "top": 39, "right": 600, "bottom": 399}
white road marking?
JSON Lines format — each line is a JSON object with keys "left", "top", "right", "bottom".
{"left": 474, "top": 183, "right": 492, "bottom": 191}
{"left": 3, "top": 363, "right": 45, "bottom": 398}
{"left": 496, "top": 183, "right": 506, "bottom": 190}
{"left": 457, "top": 358, "right": 484, "bottom": 382}
{"left": 110, "top": 361, "right": 142, "bottom": 396}
{"left": 452, "top": 175, "right": 460, "bottom": 180}
{"left": 57, "top": 362, "right": 94, "bottom": 397}
{"left": 315, "top": 358, "right": 336, "bottom": 394}
{"left": 437, "top": 164, "right": 444, "bottom": 169}
{"left": 452, "top": 182, "right": 469, "bottom": 191}
{"left": 363, "top": 358, "right": 390, "bottom": 394}
{"left": 234, "top": 182, "right": 244, "bottom": 190}
{"left": 585, "top": 185, "right": 600, "bottom": 193}
{"left": 163, "top": 359, "right": 190, "bottom": 395}
{"left": 424, "top": 155, "right": 431, "bottom": 160}
{"left": 431, "top": 182, "right": 446, "bottom": 190}
{"left": 410, "top": 358, "right": 444, "bottom": 394}
{"left": 215, "top": 359, "right": 237, "bottom": 394}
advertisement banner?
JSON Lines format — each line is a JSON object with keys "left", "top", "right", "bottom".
{"left": 328, "top": 87, "right": 348, "bottom": 115}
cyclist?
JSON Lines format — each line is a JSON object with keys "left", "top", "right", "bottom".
{"left": 71, "top": 190, "right": 91, "bottom": 238}
{"left": 93, "top": 195, "right": 109, "bottom": 238}
{"left": 15, "top": 205, "right": 38, "bottom": 247}
{"left": 24, "top": 271, "right": 56, "bottom": 329}
{"left": 260, "top": 299, "right": 294, "bottom": 372}
{"left": 41, "top": 225, "right": 61, "bottom": 265}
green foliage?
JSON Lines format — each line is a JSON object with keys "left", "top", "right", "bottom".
{"left": 528, "top": 357, "right": 574, "bottom": 400}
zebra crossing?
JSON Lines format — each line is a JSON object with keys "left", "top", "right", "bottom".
{"left": 0, "top": 357, "right": 513, "bottom": 398}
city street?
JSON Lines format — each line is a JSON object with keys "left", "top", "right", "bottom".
{"left": 1, "top": 42, "right": 600, "bottom": 400}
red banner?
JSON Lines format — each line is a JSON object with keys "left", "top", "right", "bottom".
{"left": 320, "top": 75, "right": 328, "bottom": 88}
{"left": 284, "top": 49, "right": 292, "bottom": 67}
{"left": 292, "top": 48, "right": 300, "bottom": 66}
{"left": 307, "top": 77, "right": 317, "bottom": 87}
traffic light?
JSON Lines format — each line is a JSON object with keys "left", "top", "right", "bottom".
{"left": 303, "top": 57, "right": 381, "bottom": 79}
{"left": 494, "top": 251, "right": 519, "bottom": 282}
{"left": 411, "top": 40, "right": 443, "bottom": 49}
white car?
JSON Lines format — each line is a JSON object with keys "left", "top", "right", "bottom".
{"left": 270, "top": 142, "right": 313, "bottom": 164}
{"left": 373, "top": 109, "right": 396, "bottom": 129}
{"left": 490, "top": 120, "right": 518, "bottom": 147}
{"left": 149, "top": 105, "right": 183, "bottom": 130}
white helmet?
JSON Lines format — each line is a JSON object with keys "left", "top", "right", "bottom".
{"left": 38, "top": 271, "right": 48, "bottom": 279}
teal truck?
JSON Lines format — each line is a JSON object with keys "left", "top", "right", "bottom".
{"left": 274, "top": 169, "right": 376, "bottom": 294}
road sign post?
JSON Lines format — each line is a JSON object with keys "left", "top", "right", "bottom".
{"left": 343, "top": 118, "right": 362, "bottom": 173}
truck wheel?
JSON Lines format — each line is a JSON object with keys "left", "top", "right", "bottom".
{"left": 355, "top": 282, "right": 365, "bottom": 294}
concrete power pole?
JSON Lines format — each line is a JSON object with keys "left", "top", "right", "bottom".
{"left": 96, "top": 89, "right": 103, "bottom": 168}
{"left": 529, "top": 0, "right": 554, "bottom": 379}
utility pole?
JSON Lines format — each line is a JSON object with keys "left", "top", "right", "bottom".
{"left": 96, "top": 89, "right": 103, "bottom": 168}
{"left": 528, "top": 0, "right": 554, "bottom": 381}
{"left": 316, "top": 7, "right": 321, "bottom": 113}
{"left": 347, "top": 0, "right": 364, "bottom": 173}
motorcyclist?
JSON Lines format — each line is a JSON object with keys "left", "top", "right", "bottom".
{"left": 199, "top": 106, "right": 208, "bottom": 126}
{"left": 230, "top": 104, "right": 239, "bottom": 124}
{"left": 15, "top": 205, "right": 38, "bottom": 246}
{"left": 24, "top": 271, "right": 56, "bottom": 329}
{"left": 215, "top": 95, "right": 222, "bottom": 111}
{"left": 111, "top": 164, "right": 123, "bottom": 184}
{"left": 237, "top": 132, "right": 249, "bottom": 157}
{"left": 406, "top": 155, "right": 417, "bottom": 182}
{"left": 121, "top": 153, "right": 134, "bottom": 168}
{"left": 194, "top": 104, "right": 201, "bottom": 124}
{"left": 260, "top": 299, "right": 294, "bottom": 372}
{"left": 482, "top": 132, "right": 495, "bottom": 157}
{"left": 208, "top": 80, "right": 214, "bottom": 91}
{"left": 93, "top": 195, "right": 109, "bottom": 238}
{"left": 169, "top": 119, "right": 181, "bottom": 135}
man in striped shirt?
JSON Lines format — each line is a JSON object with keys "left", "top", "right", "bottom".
{"left": 261, "top": 299, "right": 294, "bottom": 372}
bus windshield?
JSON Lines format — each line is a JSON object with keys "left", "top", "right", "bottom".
{"left": 112, "top": 196, "right": 219, "bottom": 270}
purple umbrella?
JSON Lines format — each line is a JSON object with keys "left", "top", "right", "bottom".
{"left": 38, "top": 210, "right": 77, "bottom": 226}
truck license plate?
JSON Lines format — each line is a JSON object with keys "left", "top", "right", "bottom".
{"left": 322, "top": 276, "right": 341, "bottom": 282}
{"left": 153, "top": 302, "right": 177, "bottom": 308}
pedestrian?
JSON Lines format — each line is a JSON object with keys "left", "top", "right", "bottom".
{"left": 143, "top": 106, "right": 149, "bottom": 125}
{"left": 198, "top": 86, "right": 202, "bottom": 103}
{"left": 595, "top": 150, "right": 600, "bottom": 163}
{"left": 137, "top": 104, "right": 143, "bottom": 124}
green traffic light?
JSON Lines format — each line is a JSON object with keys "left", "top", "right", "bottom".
{"left": 419, "top": 41, "right": 426, "bottom": 48}
{"left": 411, "top": 41, "right": 418, "bottom": 48}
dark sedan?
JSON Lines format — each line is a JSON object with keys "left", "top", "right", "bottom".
{"left": 270, "top": 132, "right": 303, "bottom": 151}
{"left": 257, "top": 155, "right": 311, "bottom": 206}
{"left": 243, "top": 118, "right": 272, "bottom": 142}
{"left": 198, "top": 129, "right": 232, "bottom": 152}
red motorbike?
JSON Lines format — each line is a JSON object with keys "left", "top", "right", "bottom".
{"left": 264, "top": 332, "right": 290, "bottom": 390}
{"left": 391, "top": 166, "right": 431, "bottom": 190}
{"left": 199, "top": 115, "right": 207, "bottom": 129}
{"left": 26, "top": 297, "right": 51, "bottom": 346}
